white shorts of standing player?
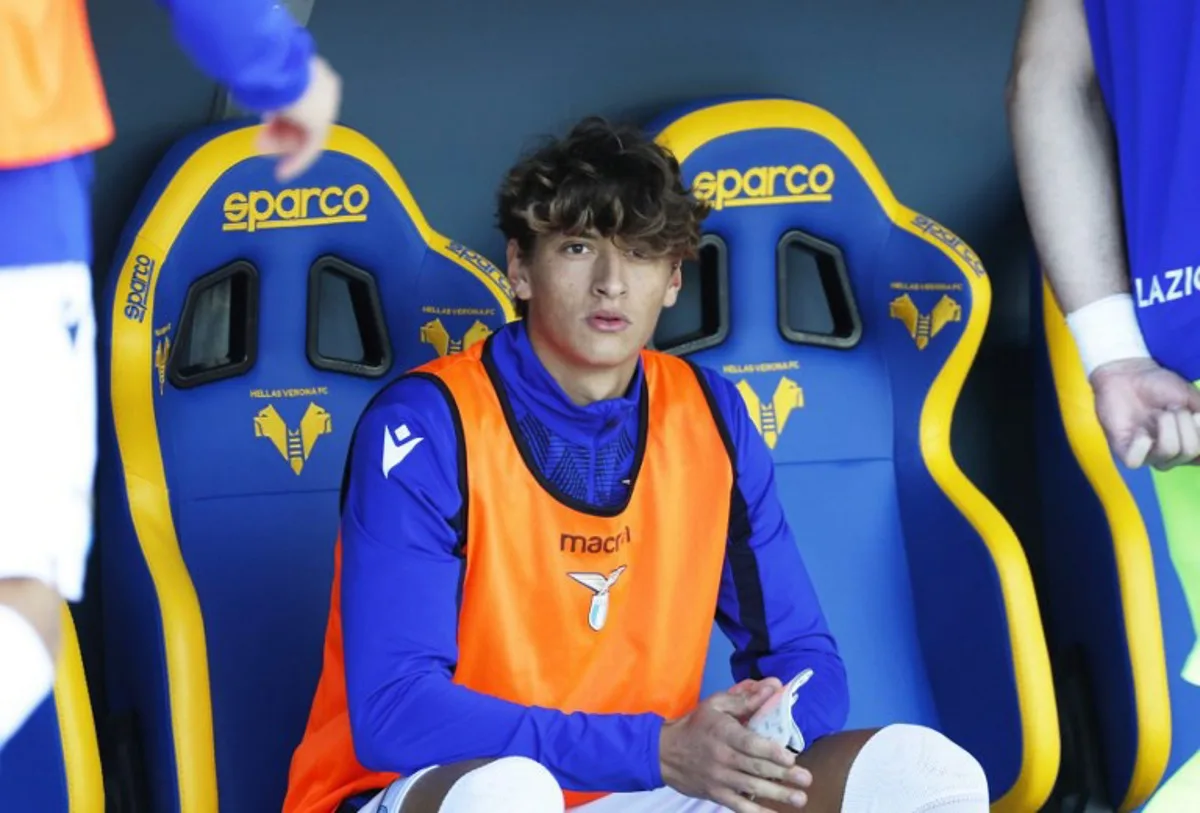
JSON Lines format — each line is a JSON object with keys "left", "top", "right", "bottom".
{"left": 0, "top": 262, "right": 96, "bottom": 748}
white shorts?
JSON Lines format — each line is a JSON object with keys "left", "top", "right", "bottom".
{"left": 357, "top": 767, "right": 732, "bottom": 813}
{"left": 0, "top": 263, "right": 96, "bottom": 601}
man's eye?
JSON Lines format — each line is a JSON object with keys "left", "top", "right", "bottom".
{"left": 564, "top": 242, "right": 589, "bottom": 254}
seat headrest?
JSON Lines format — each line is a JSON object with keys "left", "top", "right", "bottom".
{"left": 650, "top": 95, "right": 984, "bottom": 276}
{"left": 103, "top": 119, "right": 516, "bottom": 496}
{"left": 109, "top": 117, "right": 515, "bottom": 379}
{"left": 649, "top": 96, "right": 988, "bottom": 465}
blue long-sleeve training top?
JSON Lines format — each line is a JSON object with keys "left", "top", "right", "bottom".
{"left": 339, "top": 320, "right": 850, "bottom": 792}
{"left": 0, "top": 0, "right": 315, "bottom": 269}
{"left": 1085, "top": 0, "right": 1200, "bottom": 379}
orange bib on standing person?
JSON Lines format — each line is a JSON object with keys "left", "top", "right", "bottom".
{"left": 0, "top": 0, "right": 114, "bottom": 169}
{"left": 283, "top": 338, "right": 735, "bottom": 812}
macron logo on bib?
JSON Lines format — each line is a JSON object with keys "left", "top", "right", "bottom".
{"left": 383, "top": 424, "right": 424, "bottom": 478}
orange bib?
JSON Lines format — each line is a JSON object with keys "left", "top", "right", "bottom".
{"left": 284, "top": 340, "right": 733, "bottom": 812}
{"left": 0, "top": 0, "right": 113, "bottom": 168}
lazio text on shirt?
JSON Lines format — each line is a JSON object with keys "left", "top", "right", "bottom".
{"left": 1134, "top": 265, "right": 1200, "bottom": 309}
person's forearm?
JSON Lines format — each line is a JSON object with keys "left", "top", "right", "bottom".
{"left": 156, "top": 0, "right": 314, "bottom": 111}
{"left": 348, "top": 668, "right": 666, "bottom": 793}
{"left": 1008, "top": 67, "right": 1128, "bottom": 313}
{"left": 706, "top": 366, "right": 852, "bottom": 749}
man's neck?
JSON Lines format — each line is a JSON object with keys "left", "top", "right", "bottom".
{"left": 526, "top": 325, "right": 638, "bottom": 407}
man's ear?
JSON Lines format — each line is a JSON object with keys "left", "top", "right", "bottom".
{"left": 662, "top": 259, "right": 683, "bottom": 309}
{"left": 506, "top": 238, "right": 533, "bottom": 304}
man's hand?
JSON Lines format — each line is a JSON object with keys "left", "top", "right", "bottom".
{"left": 257, "top": 54, "right": 342, "bottom": 182}
{"left": 1090, "top": 358, "right": 1200, "bottom": 469}
{"left": 660, "top": 684, "right": 812, "bottom": 812}
{"left": 727, "top": 677, "right": 784, "bottom": 723}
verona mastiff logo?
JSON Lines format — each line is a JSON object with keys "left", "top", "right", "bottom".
{"left": 254, "top": 402, "right": 332, "bottom": 475}
{"left": 737, "top": 377, "right": 804, "bottom": 451}
{"left": 722, "top": 361, "right": 805, "bottom": 451}
{"left": 419, "top": 317, "right": 493, "bottom": 358}
{"left": 692, "top": 163, "right": 835, "bottom": 211}
{"left": 223, "top": 184, "right": 370, "bottom": 232}
{"left": 888, "top": 293, "right": 962, "bottom": 350}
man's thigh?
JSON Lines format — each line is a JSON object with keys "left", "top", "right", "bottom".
{"left": 574, "top": 787, "right": 730, "bottom": 812}
{"left": 376, "top": 729, "right": 884, "bottom": 813}
{"left": 0, "top": 262, "right": 96, "bottom": 601}
{"left": 364, "top": 765, "right": 732, "bottom": 813}
{"left": 579, "top": 728, "right": 881, "bottom": 813}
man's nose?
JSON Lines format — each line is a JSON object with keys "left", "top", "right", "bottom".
{"left": 592, "top": 251, "right": 629, "bottom": 298}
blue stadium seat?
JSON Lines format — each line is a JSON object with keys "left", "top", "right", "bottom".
{"left": 1032, "top": 271, "right": 1199, "bottom": 811}
{"left": 647, "top": 97, "right": 1059, "bottom": 812}
{"left": 96, "top": 121, "right": 515, "bottom": 813}
{"left": 0, "top": 604, "right": 104, "bottom": 813}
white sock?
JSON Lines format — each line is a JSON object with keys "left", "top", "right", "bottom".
{"left": 841, "top": 724, "right": 990, "bottom": 812}
{"left": 362, "top": 757, "right": 563, "bottom": 813}
{"left": 439, "top": 757, "right": 563, "bottom": 813}
{"left": 0, "top": 605, "right": 55, "bottom": 749}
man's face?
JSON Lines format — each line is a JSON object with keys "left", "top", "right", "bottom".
{"left": 507, "top": 233, "right": 681, "bottom": 370}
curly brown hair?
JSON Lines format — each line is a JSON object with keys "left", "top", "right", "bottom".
{"left": 496, "top": 116, "right": 709, "bottom": 262}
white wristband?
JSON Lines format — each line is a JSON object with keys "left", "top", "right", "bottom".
{"left": 1065, "top": 293, "right": 1151, "bottom": 378}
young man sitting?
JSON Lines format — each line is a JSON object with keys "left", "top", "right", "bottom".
{"left": 282, "top": 117, "right": 990, "bottom": 813}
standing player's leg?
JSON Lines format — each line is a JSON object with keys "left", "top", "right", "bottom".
{"left": 1142, "top": 749, "right": 1200, "bottom": 813}
{"left": 1143, "top": 437, "right": 1200, "bottom": 812}
{"left": 1149, "top": 421, "right": 1200, "bottom": 689}
{"left": 0, "top": 262, "right": 97, "bottom": 749}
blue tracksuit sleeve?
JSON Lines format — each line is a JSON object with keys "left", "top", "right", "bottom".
{"left": 155, "top": 0, "right": 314, "bottom": 111}
{"left": 700, "top": 368, "right": 851, "bottom": 747}
{"left": 340, "top": 376, "right": 666, "bottom": 793}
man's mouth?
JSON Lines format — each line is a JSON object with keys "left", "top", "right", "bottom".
{"left": 588, "top": 311, "right": 631, "bottom": 332}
